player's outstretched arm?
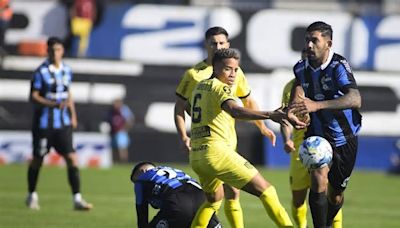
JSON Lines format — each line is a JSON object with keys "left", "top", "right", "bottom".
{"left": 287, "top": 81, "right": 308, "bottom": 129}
{"left": 242, "top": 95, "right": 276, "bottom": 146}
{"left": 280, "top": 119, "right": 295, "bottom": 153}
{"left": 222, "top": 99, "right": 285, "bottom": 123}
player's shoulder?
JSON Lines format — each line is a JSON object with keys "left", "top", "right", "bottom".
{"left": 62, "top": 62, "right": 73, "bottom": 74}
{"left": 36, "top": 61, "right": 49, "bottom": 74}
{"left": 184, "top": 61, "right": 209, "bottom": 78}
{"left": 293, "top": 59, "right": 306, "bottom": 74}
{"left": 330, "top": 53, "right": 352, "bottom": 73}
{"left": 213, "top": 78, "right": 233, "bottom": 95}
{"left": 197, "top": 77, "right": 215, "bottom": 88}
{"left": 284, "top": 78, "right": 296, "bottom": 91}
{"left": 188, "top": 61, "right": 209, "bottom": 73}
{"left": 197, "top": 77, "right": 218, "bottom": 89}
{"left": 332, "top": 53, "right": 348, "bottom": 62}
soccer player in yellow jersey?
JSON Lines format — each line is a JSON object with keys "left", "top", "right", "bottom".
{"left": 281, "top": 79, "right": 342, "bottom": 228}
{"left": 188, "top": 48, "right": 297, "bottom": 228}
{"left": 175, "top": 26, "right": 275, "bottom": 228}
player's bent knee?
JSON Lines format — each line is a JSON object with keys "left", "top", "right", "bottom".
{"left": 30, "top": 157, "right": 44, "bottom": 168}
{"left": 206, "top": 185, "right": 225, "bottom": 202}
{"left": 223, "top": 184, "right": 240, "bottom": 200}
{"left": 64, "top": 153, "right": 78, "bottom": 167}
{"left": 328, "top": 193, "right": 344, "bottom": 205}
{"left": 242, "top": 173, "right": 271, "bottom": 197}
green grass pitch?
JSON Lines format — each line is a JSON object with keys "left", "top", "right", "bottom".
{"left": 1, "top": 164, "right": 400, "bottom": 227}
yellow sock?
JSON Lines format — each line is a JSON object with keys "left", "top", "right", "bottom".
{"left": 291, "top": 201, "right": 307, "bottom": 228}
{"left": 224, "top": 199, "right": 244, "bottom": 228}
{"left": 332, "top": 208, "right": 343, "bottom": 228}
{"left": 259, "top": 186, "right": 293, "bottom": 228}
{"left": 191, "top": 200, "right": 222, "bottom": 228}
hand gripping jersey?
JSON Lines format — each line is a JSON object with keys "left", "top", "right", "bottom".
{"left": 293, "top": 51, "right": 362, "bottom": 147}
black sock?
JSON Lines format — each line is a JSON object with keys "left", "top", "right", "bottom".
{"left": 309, "top": 190, "right": 328, "bottom": 228}
{"left": 67, "top": 167, "right": 80, "bottom": 194}
{"left": 326, "top": 198, "right": 343, "bottom": 226}
{"left": 27, "top": 166, "right": 41, "bottom": 193}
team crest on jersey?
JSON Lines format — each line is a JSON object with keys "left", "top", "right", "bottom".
{"left": 156, "top": 219, "right": 169, "bottom": 228}
{"left": 321, "top": 74, "right": 333, "bottom": 91}
{"left": 340, "top": 59, "right": 352, "bottom": 73}
{"left": 223, "top": 86, "right": 231, "bottom": 94}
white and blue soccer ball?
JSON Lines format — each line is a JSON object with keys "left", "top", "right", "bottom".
{"left": 299, "top": 136, "right": 333, "bottom": 170}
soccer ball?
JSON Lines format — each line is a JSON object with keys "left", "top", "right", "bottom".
{"left": 299, "top": 136, "right": 333, "bottom": 170}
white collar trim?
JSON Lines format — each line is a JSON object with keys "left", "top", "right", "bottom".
{"left": 306, "top": 49, "right": 334, "bottom": 71}
{"left": 48, "top": 61, "right": 64, "bottom": 73}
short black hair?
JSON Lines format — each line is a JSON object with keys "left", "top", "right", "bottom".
{"left": 306, "top": 21, "right": 333, "bottom": 40}
{"left": 130, "top": 161, "right": 156, "bottom": 182}
{"left": 47, "top": 36, "right": 64, "bottom": 48}
{"left": 205, "top": 26, "right": 229, "bottom": 40}
{"left": 212, "top": 48, "right": 240, "bottom": 66}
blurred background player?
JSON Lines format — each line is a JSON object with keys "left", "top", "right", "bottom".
{"left": 189, "top": 48, "right": 294, "bottom": 228}
{"left": 69, "top": 0, "right": 96, "bottom": 57}
{"left": 175, "top": 26, "right": 276, "bottom": 228}
{"left": 108, "top": 98, "right": 134, "bottom": 163}
{"left": 288, "top": 21, "right": 362, "bottom": 228}
{"left": 0, "top": 0, "right": 13, "bottom": 65}
{"left": 130, "top": 161, "right": 222, "bottom": 228}
{"left": 26, "top": 37, "right": 92, "bottom": 211}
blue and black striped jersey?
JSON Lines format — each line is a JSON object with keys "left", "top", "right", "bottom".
{"left": 31, "top": 60, "right": 73, "bottom": 129}
{"left": 293, "top": 51, "right": 362, "bottom": 147}
{"left": 134, "top": 166, "right": 200, "bottom": 209}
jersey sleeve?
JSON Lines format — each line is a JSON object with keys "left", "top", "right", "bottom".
{"left": 235, "top": 68, "right": 251, "bottom": 98}
{"left": 135, "top": 201, "right": 149, "bottom": 228}
{"left": 134, "top": 183, "right": 144, "bottom": 205}
{"left": 31, "top": 70, "right": 42, "bottom": 91}
{"left": 176, "top": 70, "right": 197, "bottom": 100}
{"left": 336, "top": 59, "right": 358, "bottom": 89}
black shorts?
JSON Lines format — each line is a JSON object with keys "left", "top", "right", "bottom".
{"left": 328, "top": 136, "right": 358, "bottom": 191}
{"left": 149, "top": 183, "right": 221, "bottom": 228}
{"left": 32, "top": 126, "right": 74, "bottom": 158}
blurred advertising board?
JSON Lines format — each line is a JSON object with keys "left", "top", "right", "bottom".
{"left": 7, "top": 2, "right": 400, "bottom": 71}
{"left": 0, "top": 131, "right": 112, "bottom": 168}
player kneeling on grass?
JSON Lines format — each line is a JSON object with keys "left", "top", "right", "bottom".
{"left": 130, "top": 162, "right": 222, "bottom": 228}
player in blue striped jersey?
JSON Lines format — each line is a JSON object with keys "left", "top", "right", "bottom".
{"left": 26, "top": 37, "right": 92, "bottom": 211}
{"left": 288, "top": 21, "right": 362, "bottom": 228}
{"left": 130, "top": 162, "right": 221, "bottom": 228}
